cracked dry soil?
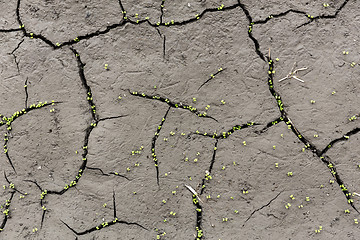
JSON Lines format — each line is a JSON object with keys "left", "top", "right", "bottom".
{"left": 1, "top": 0, "right": 360, "bottom": 239}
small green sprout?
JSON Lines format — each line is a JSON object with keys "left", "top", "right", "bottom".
{"left": 345, "top": 209, "right": 350, "bottom": 213}
{"left": 305, "top": 197, "right": 310, "bottom": 202}
{"left": 343, "top": 50, "right": 349, "bottom": 55}
{"left": 275, "top": 163, "right": 279, "bottom": 168}
{"left": 310, "top": 100, "right": 316, "bottom": 104}
{"left": 323, "top": 3, "right": 329, "bottom": 7}
{"left": 193, "top": 97, "right": 197, "bottom": 102}
{"left": 221, "top": 100, "right": 226, "bottom": 105}
{"left": 287, "top": 172, "right": 293, "bottom": 177}
{"left": 332, "top": 90, "right": 336, "bottom": 95}
{"left": 315, "top": 226, "right": 323, "bottom": 233}
{"left": 104, "top": 64, "right": 109, "bottom": 70}
{"left": 355, "top": 219, "right": 358, "bottom": 224}
{"left": 243, "top": 141, "right": 246, "bottom": 146}
{"left": 285, "top": 203, "right": 291, "bottom": 209}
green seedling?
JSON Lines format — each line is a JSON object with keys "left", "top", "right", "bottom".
{"left": 315, "top": 226, "right": 323, "bottom": 233}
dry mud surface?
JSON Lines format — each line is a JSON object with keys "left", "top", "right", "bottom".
{"left": 1, "top": 0, "right": 360, "bottom": 239}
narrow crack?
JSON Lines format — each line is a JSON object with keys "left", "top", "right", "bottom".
{"left": 193, "top": 121, "right": 258, "bottom": 139}
{"left": 129, "top": 90, "right": 218, "bottom": 122}
{"left": 86, "top": 166, "right": 129, "bottom": 180}
{"left": 9, "top": 38, "right": 24, "bottom": 73}
{"left": 4, "top": 171, "right": 26, "bottom": 195}
{"left": 193, "top": 195, "right": 203, "bottom": 239}
{"left": 253, "top": 9, "right": 306, "bottom": 25}
{"left": 200, "top": 139, "right": 218, "bottom": 195}
{"left": 23, "top": 179, "right": 47, "bottom": 228}
{"left": 24, "top": 77, "right": 28, "bottom": 108}
{"left": 0, "top": 28, "right": 22, "bottom": 32}
{"left": 0, "top": 191, "right": 15, "bottom": 233}
{"left": 70, "top": 48, "right": 98, "bottom": 121}
{"left": 159, "top": 0, "right": 166, "bottom": 24}
{"left": 197, "top": 68, "right": 226, "bottom": 91}
{"left": 60, "top": 190, "right": 148, "bottom": 235}
{"left": 297, "top": 0, "right": 350, "bottom": 28}
{"left": 238, "top": 0, "right": 265, "bottom": 61}
{"left": 320, "top": 127, "right": 360, "bottom": 156}
{"left": 152, "top": 3, "right": 240, "bottom": 27}
{"left": 152, "top": 106, "right": 171, "bottom": 186}
{"left": 155, "top": 28, "right": 166, "bottom": 60}
{"left": 243, "top": 191, "right": 283, "bottom": 226}
{"left": 257, "top": 116, "right": 283, "bottom": 133}
{"left": 98, "top": 115, "right": 128, "bottom": 122}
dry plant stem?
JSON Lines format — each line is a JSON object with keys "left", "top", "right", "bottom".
{"left": 278, "top": 61, "right": 307, "bottom": 82}
{"left": 185, "top": 184, "right": 204, "bottom": 204}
